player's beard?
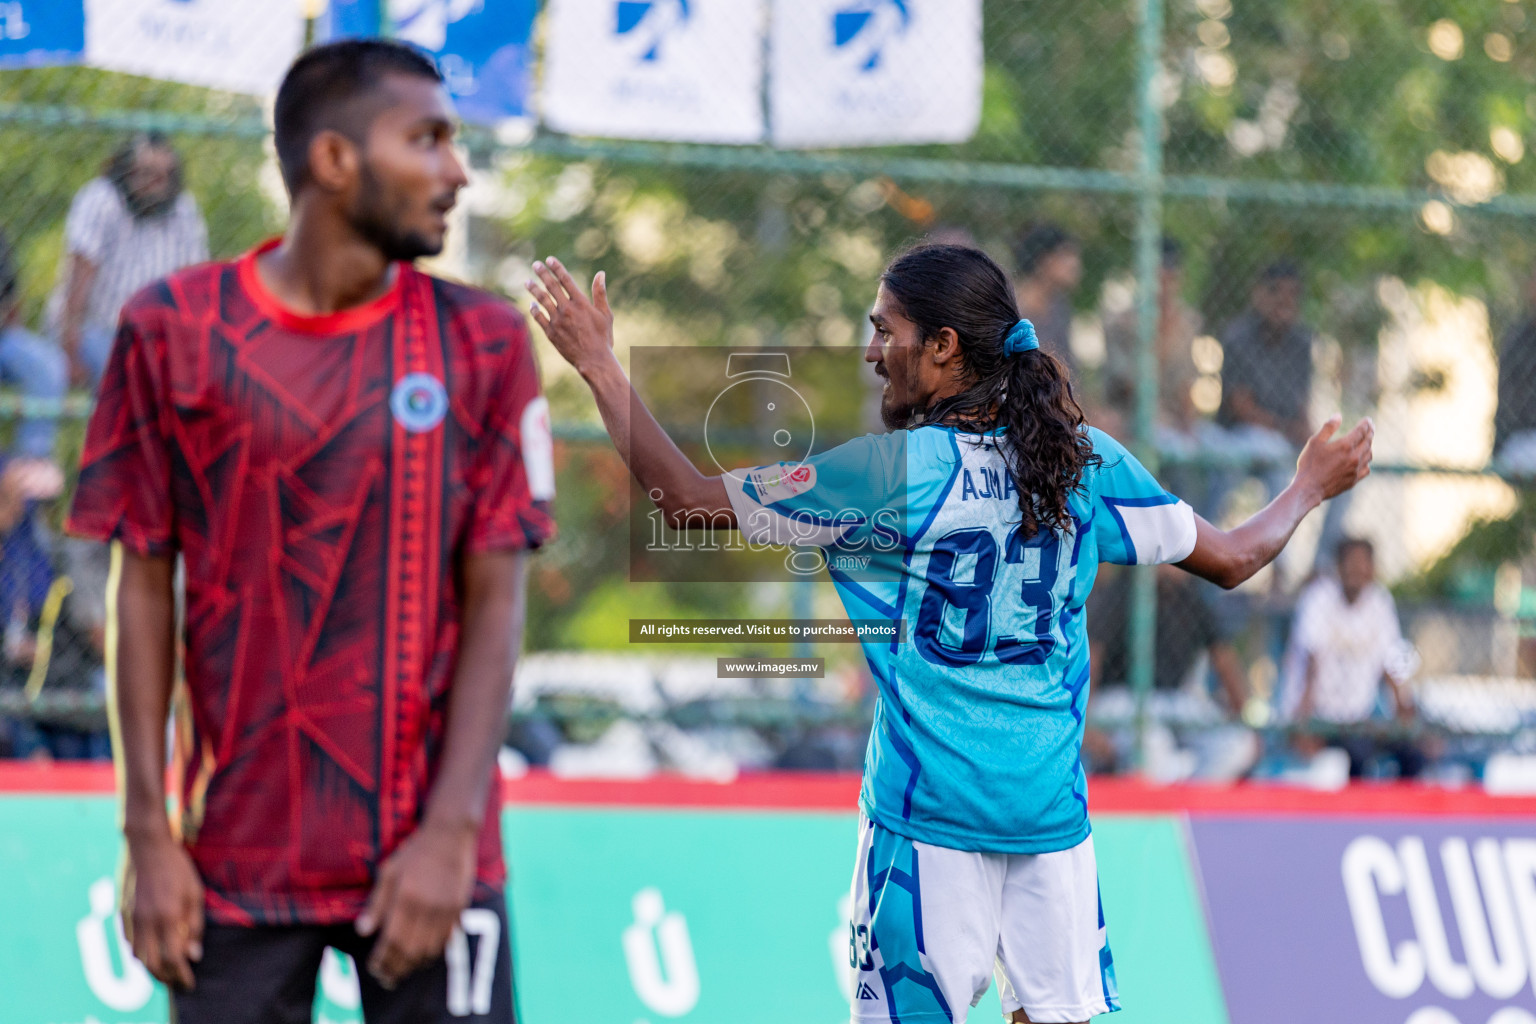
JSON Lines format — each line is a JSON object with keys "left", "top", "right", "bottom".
{"left": 121, "top": 181, "right": 180, "bottom": 220}
{"left": 879, "top": 389, "right": 912, "bottom": 431}
{"left": 347, "top": 163, "right": 444, "bottom": 263}
{"left": 878, "top": 349, "right": 924, "bottom": 430}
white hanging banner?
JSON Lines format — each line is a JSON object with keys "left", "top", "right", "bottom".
{"left": 541, "top": 0, "right": 765, "bottom": 144}
{"left": 320, "top": 0, "right": 538, "bottom": 124}
{"left": 769, "top": 0, "right": 982, "bottom": 149}
{"left": 84, "top": 0, "right": 304, "bottom": 96}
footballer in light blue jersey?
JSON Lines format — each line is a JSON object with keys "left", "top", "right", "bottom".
{"left": 727, "top": 423, "right": 1196, "bottom": 855}
{"left": 530, "top": 243, "right": 1373, "bottom": 1024}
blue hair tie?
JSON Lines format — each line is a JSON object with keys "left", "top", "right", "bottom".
{"left": 1004, "top": 319, "right": 1039, "bottom": 355}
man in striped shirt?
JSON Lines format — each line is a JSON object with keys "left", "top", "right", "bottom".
{"left": 48, "top": 132, "right": 208, "bottom": 388}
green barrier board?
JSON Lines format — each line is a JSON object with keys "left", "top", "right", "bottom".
{"left": 0, "top": 797, "right": 1225, "bottom": 1024}
{"left": 0, "top": 796, "right": 171, "bottom": 1024}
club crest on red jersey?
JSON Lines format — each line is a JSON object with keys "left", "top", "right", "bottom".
{"left": 390, "top": 373, "right": 449, "bottom": 433}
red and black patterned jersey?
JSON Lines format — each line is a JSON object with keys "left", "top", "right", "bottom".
{"left": 67, "top": 240, "right": 556, "bottom": 927}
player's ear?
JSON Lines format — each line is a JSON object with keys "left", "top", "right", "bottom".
{"left": 929, "top": 326, "right": 962, "bottom": 366}
{"left": 307, "top": 129, "right": 360, "bottom": 194}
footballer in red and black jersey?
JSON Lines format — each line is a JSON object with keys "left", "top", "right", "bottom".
{"left": 68, "top": 239, "right": 555, "bottom": 927}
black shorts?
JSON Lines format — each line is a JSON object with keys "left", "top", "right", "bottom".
{"left": 171, "top": 894, "right": 515, "bottom": 1024}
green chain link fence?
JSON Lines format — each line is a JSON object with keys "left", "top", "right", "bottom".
{"left": 2, "top": 0, "right": 1535, "bottom": 785}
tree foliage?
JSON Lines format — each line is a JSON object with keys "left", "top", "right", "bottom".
{"left": 4, "top": 1, "right": 1534, "bottom": 632}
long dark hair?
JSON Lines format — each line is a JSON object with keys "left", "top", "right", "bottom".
{"left": 881, "top": 243, "right": 1100, "bottom": 538}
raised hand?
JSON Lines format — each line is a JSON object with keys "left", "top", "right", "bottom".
{"left": 527, "top": 256, "right": 615, "bottom": 379}
{"left": 1180, "top": 414, "right": 1376, "bottom": 590}
{"left": 1294, "top": 414, "right": 1374, "bottom": 502}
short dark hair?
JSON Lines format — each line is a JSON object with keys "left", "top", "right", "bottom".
{"left": 1258, "top": 259, "right": 1302, "bottom": 283}
{"left": 1013, "top": 224, "right": 1076, "bottom": 277}
{"left": 1161, "top": 237, "right": 1184, "bottom": 269}
{"left": 273, "top": 39, "right": 444, "bottom": 194}
{"left": 1336, "top": 536, "right": 1374, "bottom": 565}
{"left": 105, "top": 131, "right": 179, "bottom": 182}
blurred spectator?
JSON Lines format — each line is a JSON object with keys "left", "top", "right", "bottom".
{"left": 58, "top": 537, "right": 110, "bottom": 678}
{"left": 0, "top": 234, "right": 67, "bottom": 457}
{"left": 44, "top": 134, "right": 206, "bottom": 723}
{"left": 1013, "top": 224, "right": 1080, "bottom": 374}
{"left": 1211, "top": 261, "right": 1349, "bottom": 571}
{"left": 1086, "top": 564, "right": 1256, "bottom": 780}
{"left": 48, "top": 132, "right": 207, "bottom": 388}
{"left": 1217, "top": 260, "right": 1313, "bottom": 449}
{"left": 8, "top": 562, "right": 111, "bottom": 761}
{"left": 1494, "top": 266, "right": 1536, "bottom": 472}
{"left": 1102, "top": 238, "right": 1202, "bottom": 443}
{"left": 1279, "top": 538, "right": 1428, "bottom": 779}
{"left": 0, "top": 459, "right": 57, "bottom": 648}
{"left": 0, "top": 456, "right": 109, "bottom": 760}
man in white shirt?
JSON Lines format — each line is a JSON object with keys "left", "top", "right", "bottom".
{"left": 49, "top": 132, "right": 208, "bottom": 387}
{"left": 1282, "top": 537, "right": 1427, "bottom": 777}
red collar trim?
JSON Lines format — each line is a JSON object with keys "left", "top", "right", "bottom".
{"left": 238, "top": 238, "right": 407, "bottom": 335}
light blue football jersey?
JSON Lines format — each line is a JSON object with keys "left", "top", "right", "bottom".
{"left": 726, "top": 425, "right": 1197, "bottom": 853}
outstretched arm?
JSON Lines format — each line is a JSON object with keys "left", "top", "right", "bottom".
{"left": 527, "top": 258, "right": 733, "bottom": 528}
{"left": 1178, "top": 415, "right": 1374, "bottom": 589}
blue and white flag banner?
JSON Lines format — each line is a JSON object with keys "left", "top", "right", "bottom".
{"left": 0, "top": 1, "right": 85, "bottom": 69}
{"left": 769, "top": 0, "right": 982, "bottom": 149}
{"left": 84, "top": 0, "right": 304, "bottom": 96}
{"left": 541, "top": 0, "right": 765, "bottom": 145}
{"left": 321, "top": 0, "right": 537, "bottom": 124}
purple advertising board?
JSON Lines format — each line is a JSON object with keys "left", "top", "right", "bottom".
{"left": 1189, "top": 816, "right": 1536, "bottom": 1024}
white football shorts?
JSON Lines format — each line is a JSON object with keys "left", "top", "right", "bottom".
{"left": 846, "top": 814, "right": 1119, "bottom": 1023}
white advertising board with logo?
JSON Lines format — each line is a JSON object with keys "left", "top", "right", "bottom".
{"left": 83, "top": 0, "right": 304, "bottom": 95}
{"left": 768, "top": 0, "right": 982, "bottom": 148}
{"left": 540, "top": 0, "right": 766, "bottom": 143}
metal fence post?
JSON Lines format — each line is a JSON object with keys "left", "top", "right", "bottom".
{"left": 1129, "top": 0, "right": 1167, "bottom": 771}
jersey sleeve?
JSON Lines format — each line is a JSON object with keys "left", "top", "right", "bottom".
{"left": 1088, "top": 427, "right": 1197, "bottom": 566}
{"left": 65, "top": 311, "right": 177, "bottom": 556}
{"left": 465, "top": 315, "right": 557, "bottom": 553}
{"left": 724, "top": 433, "right": 905, "bottom": 549}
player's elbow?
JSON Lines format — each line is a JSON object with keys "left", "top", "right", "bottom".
{"left": 1184, "top": 551, "right": 1249, "bottom": 591}
{"left": 1211, "top": 564, "right": 1247, "bottom": 590}
{"left": 1217, "top": 548, "right": 1275, "bottom": 590}
{"left": 655, "top": 481, "right": 736, "bottom": 532}
{"left": 1181, "top": 528, "right": 1261, "bottom": 590}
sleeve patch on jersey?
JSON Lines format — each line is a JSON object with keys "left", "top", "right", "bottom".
{"left": 726, "top": 475, "right": 858, "bottom": 548}
{"left": 520, "top": 397, "right": 556, "bottom": 501}
{"left": 747, "top": 462, "right": 817, "bottom": 505}
{"left": 1111, "top": 498, "right": 1198, "bottom": 565}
